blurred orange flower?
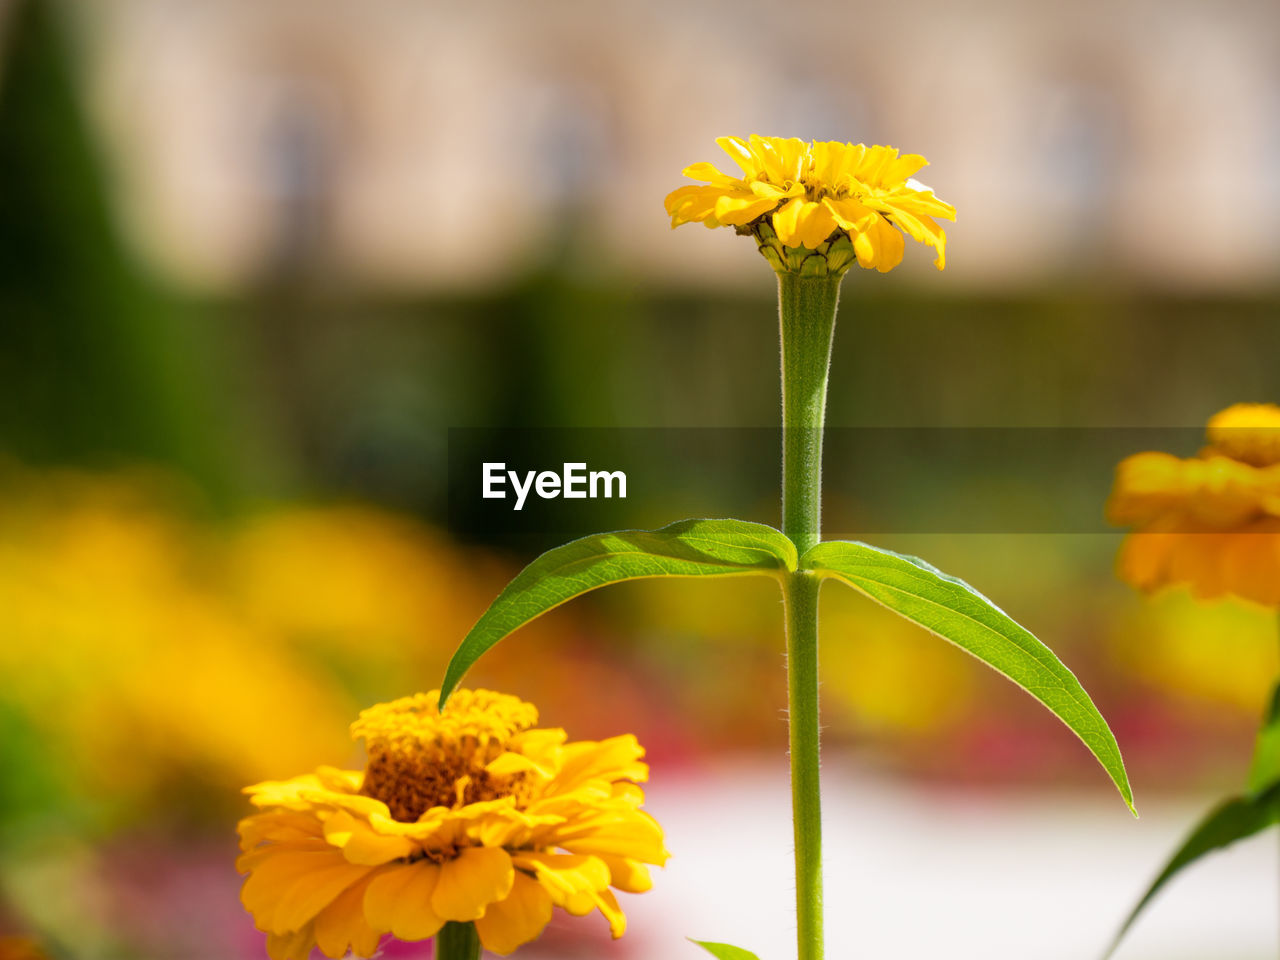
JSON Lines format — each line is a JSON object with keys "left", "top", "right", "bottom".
{"left": 1108, "top": 403, "right": 1280, "bottom": 606}
{"left": 0, "top": 937, "right": 49, "bottom": 960}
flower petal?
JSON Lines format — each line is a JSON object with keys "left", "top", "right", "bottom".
{"left": 595, "top": 887, "right": 627, "bottom": 939}
{"left": 715, "top": 136, "right": 758, "bottom": 178}
{"left": 363, "top": 861, "right": 446, "bottom": 941}
{"left": 313, "top": 875, "right": 382, "bottom": 959}
{"left": 665, "top": 185, "right": 723, "bottom": 226}
{"left": 550, "top": 735, "right": 648, "bottom": 792}
{"left": 511, "top": 852, "right": 610, "bottom": 913}
{"left": 796, "top": 202, "right": 838, "bottom": 249}
{"left": 431, "top": 846, "right": 515, "bottom": 922}
{"left": 770, "top": 197, "right": 807, "bottom": 247}
{"left": 556, "top": 811, "right": 669, "bottom": 864}
{"left": 241, "top": 848, "right": 373, "bottom": 935}
{"left": 681, "top": 162, "right": 741, "bottom": 187}
{"left": 884, "top": 153, "right": 929, "bottom": 184}
{"left": 712, "top": 192, "right": 780, "bottom": 227}
{"left": 599, "top": 855, "right": 652, "bottom": 893}
{"left": 239, "top": 812, "right": 325, "bottom": 853}
{"left": 323, "top": 810, "right": 417, "bottom": 865}
{"left": 474, "top": 872, "right": 554, "bottom": 956}
{"left": 821, "top": 197, "right": 872, "bottom": 232}
{"left": 266, "top": 926, "right": 316, "bottom": 960}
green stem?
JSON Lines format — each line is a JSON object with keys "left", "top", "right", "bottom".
{"left": 436, "top": 921, "right": 481, "bottom": 960}
{"left": 778, "top": 272, "right": 841, "bottom": 960}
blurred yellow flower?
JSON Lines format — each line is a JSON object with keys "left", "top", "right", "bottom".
{"left": 237, "top": 689, "right": 667, "bottom": 959}
{"left": 1110, "top": 591, "right": 1276, "bottom": 713}
{"left": 0, "top": 467, "right": 563, "bottom": 811}
{"left": 0, "top": 471, "right": 356, "bottom": 798}
{"left": 664, "top": 135, "right": 955, "bottom": 273}
{"left": 1108, "top": 404, "right": 1280, "bottom": 606}
{"left": 226, "top": 506, "right": 487, "bottom": 654}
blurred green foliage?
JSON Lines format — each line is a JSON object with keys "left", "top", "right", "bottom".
{"left": 0, "top": 0, "right": 232, "bottom": 497}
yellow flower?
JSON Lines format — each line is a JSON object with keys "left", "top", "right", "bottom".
{"left": 1108, "top": 404, "right": 1280, "bottom": 606}
{"left": 237, "top": 690, "right": 667, "bottom": 959}
{"left": 664, "top": 135, "right": 955, "bottom": 274}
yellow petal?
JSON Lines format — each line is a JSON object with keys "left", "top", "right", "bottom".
{"left": 266, "top": 926, "right": 316, "bottom": 960}
{"left": 715, "top": 136, "right": 758, "bottom": 178}
{"left": 770, "top": 197, "right": 807, "bottom": 247}
{"left": 853, "top": 229, "right": 875, "bottom": 268}
{"left": 821, "top": 197, "right": 873, "bottom": 232}
{"left": 871, "top": 218, "right": 905, "bottom": 273}
{"left": 681, "top": 162, "right": 741, "bottom": 187}
{"left": 595, "top": 887, "right": 627, "bottom": 939}
{"left": 855, "top": 144, "right": 899, "bottom": 185}
{"left": 511, "top": 852, "right": 610, "bottom": 911}
{"left": 665, "top": 185, "right": 723, "bottom": 226}
{"left": 551, "top": 736, "right": 648, "bottom": 792}
{"left": 811, "top": 141, "right": 853, "bottom": 186}
{"left": 323, "top": 810, "right": 417, "bottom": 866}
{"left": 474, "top": 872, "right": 554, "bottom": 956}
{"left": 884, "top": 153, "right": 928, "bottom": 184}
{"left": 239, "top": 812, "right": 324, "bottom": 853}
{"left": 313, "top": 875, "right": 382, "bottom": 959}
{"left": 431, "top": 846, "right": 514, "bottom": 922}
{"left": 557, "top": 811, "right": 668, "bottom": 864}
{"left": 599, "top": 855, "right": 652, "bottom": 893}
{"left": 849, "top": 213, "right": 904, "bottom": 272}
{"left": 363, "top": 861, "right": 446, "bottom": 941}
{"left": 487, "top": 752, "right": 553, "bottom": 779}
{"left": 750, "top": 135, "right": 807, "bottom": 185}
{"left": 712, "top": 192, "right": 780, "bottom": 227}
{"left": 894, "top": 187, "right": 956, "bottom": 221}
{"left": 241, "top": 848, "right": 372, "bottom": 935}
{"left": 751, "top": 180, "right": 802, "bottom": 201}
{"left": 795, "top": 201, "right": 838, "bottom": 249}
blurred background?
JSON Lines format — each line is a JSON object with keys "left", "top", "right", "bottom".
{"left": 1, "top": 0, "right": 1278, "bottom": 958}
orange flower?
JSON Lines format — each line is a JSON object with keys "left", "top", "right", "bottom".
{"left": 1108, "top": 404, "right": 1280, "bottom": 605}
{"left": 237, "top": 690, "right": 667, "bottom": 958}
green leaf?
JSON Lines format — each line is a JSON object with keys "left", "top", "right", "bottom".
{"left": 1248, "top": 679, "right": 1280, "bottom": 794}
{"left": 803, "top": 540, "right": 1134, "bottom": 813}
{"left": 440, "top": 519, "right": 796, "bottom": 705}
{"left": 689, "top": 939, "right": 762, "bottom": 960}
{"left": 1104, "top": 784, "right": 1280, "bottom": 957}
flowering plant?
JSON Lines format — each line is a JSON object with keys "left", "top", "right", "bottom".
{"left": 435, "top": 136, "right": 1134, "bottom": 959}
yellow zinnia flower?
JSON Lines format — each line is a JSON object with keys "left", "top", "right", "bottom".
{"left": 1108, "top": 403, "right": 1280, "bottom": 606}
{"left": 237, "top": 689, "right": 667, "bottom": 959}
{"left": 664, "top": 135, "right": 955, "bottom": 275}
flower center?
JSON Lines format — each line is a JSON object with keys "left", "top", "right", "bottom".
{"left": 352, "top": 690, "right": 538, "bottom": 823}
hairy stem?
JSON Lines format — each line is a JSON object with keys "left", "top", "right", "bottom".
{"left": 778, "top": 272, "right": 841, "bottom": 960}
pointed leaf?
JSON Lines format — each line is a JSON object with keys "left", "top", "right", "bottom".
{"left": 1248, "top": 679, "right": 1280, "bottom": 794}
{"left": 803, "top": 540, "right": 1134, "bottom": 812}
{"left": 440, "top": 519, "right": 796, "bottom": 705}
{"left": 689, "top": 939, "right": 762, "bottom": 960}
{"left": 1105, "top": 784, "right": 1280, "bottom": 957}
